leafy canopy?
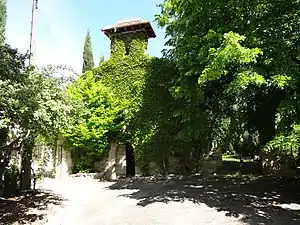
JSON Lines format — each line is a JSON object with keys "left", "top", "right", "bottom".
{"left": 156, "top": 0, "right": 300, "bottom": 159}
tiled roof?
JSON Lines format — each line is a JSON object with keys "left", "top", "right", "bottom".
{"left": 102, "top": 18, "right": 156, "bottom": 38}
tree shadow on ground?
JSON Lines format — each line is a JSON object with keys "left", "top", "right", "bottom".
{"left": 0, "top": 189, "right": 65, "bottom": 224}
{"left": 107, "top": 175, "right": 300, "bottom": 225}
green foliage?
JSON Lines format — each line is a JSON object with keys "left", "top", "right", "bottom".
{"left": 0, "top": 43, "right": 73, "bottom": 192}
{"left": 95, "top": 41, "right": 149, "bottom": 109}
{"left": 62, "top": 0, "right": 299, "bottom": 174}
{"left": 91, "top": 32, "right": 174, "bottom": 170}
{"left": 82, "top": 30, "right": 94, "bottom": 73}
{"left": 62, "top": 71, "right": 125, "bottom": 171}
{"left": 98, "top": 55, "right": 104, "bottom": 66}
{"left": 94, "top": 32, "right": 207, "bottom": 172}
{"left": 199, "top": 32, "right": 265, "bottom": 89}
{"left": 90, "top": 26, "right": 267, "bottom": 172}
{"left": 265, "top": 124, "right": 300, "bottom": 155}
{"left": 0, "top": 57, "right": 72, "bottom": 142}
{"left": 156, "top": 0, "right": 300, "bottom": 161}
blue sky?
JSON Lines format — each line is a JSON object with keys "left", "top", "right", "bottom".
{"left": 6, "top": 0, "right": 166, "bottom": 73}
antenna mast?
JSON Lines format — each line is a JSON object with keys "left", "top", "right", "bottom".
{"left": 29, "top": 0, "right": 38, "bottom": 66}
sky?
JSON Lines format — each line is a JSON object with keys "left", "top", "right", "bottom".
{"left": 6, "top": 0, "right": 166, "bottom": 73}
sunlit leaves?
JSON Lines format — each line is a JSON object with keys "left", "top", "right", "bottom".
{"left": 226, "top": 71, "right": 266, "bottom": 93}
{"left": 62, "top": 71, "right": 125, "bottom": 153}
{"left": 0, "top": 43, "right": 74, "bottom": 152}
{"left": 271, "top": 74, "right": 293, "bottom": 89}
{"left": 265, "top": 123, "right": 300, "bottom": 154}
{"left": 199, "top": 32, "right": 263, "bottom": 86}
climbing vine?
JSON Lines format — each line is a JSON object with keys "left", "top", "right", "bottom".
{"left": 93, "top": 33, "right": 182, "bottom": 172}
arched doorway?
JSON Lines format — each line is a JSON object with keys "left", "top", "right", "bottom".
{"left": 125, "top": 143, "right": 135, "bottom": 177}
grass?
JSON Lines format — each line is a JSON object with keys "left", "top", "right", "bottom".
{"left": 222, "top": 154, "right": 254, "bottom": 162}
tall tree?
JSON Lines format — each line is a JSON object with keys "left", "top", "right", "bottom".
{"left": 98, "top": 55, "right": 104, "bottom": 66}
{"left": 0, "top": 0, "right": 7, "bottom": 44}
{"left": 62, "top": 71, "right": 125, "bottom": 172}
{"left": 82, "top": 30, "right": 94, "bottom": 73}
{"left": 156, "top": 0, "right": 300, "bottom": 157}
{"left": 0, "top": 44, "right": 73, "bottom": 192}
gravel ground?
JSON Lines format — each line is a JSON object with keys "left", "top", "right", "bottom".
{"left": 36, "top": 177, "right": 246, "bottom": 225}
{"left": 5, "top": 176, "right": 299, "bottom": 225}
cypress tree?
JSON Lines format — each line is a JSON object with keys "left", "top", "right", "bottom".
{"left": 82, "top": 30, "right": 94, "bottom": 73}
{"left": 98, "top": 55, "right": 104, "bottom": 66}
{"left": 0, "top": 0, "right": 6, "bottom": 44}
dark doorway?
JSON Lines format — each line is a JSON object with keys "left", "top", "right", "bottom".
{"left": 125, "top": 143, "right": 135, "bottom": 177}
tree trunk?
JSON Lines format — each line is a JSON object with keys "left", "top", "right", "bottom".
{"left": 296, "top": 147, "right": 300, "bottom": 168}
{"left": 0, "top": 163, "right": 5, "bottom": 196}
{"left": 0, "top": 128, "right": 9, "bottom": 195}
{"left": 0, "top": 151, "right": 13, "bottom": 196}
{"left": 20, "top": 138, "right": 34, "bottom": 191}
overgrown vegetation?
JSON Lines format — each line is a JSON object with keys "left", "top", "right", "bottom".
{"left": 63, "top": 0, "right": 300, "bottom": 174}
{"left": 0, "top": 0, "right": 74, "bottom": 194}
{"left": 1, "top": 0, "right": 300, "bottom": 195}
{"left": 154, "top": 0, "right": 300, "bottom": 169}
{"left": 62, "top": 71, "right": 125, "bottom": 172}
{"left": 0, "top": 45, "right": 74, "bottom": 194}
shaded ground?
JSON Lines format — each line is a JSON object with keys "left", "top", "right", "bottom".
{"left": 43, "top": 177, "right": 246, "bottom": 225}
{"left": 108, "top": 175, "right": 300, "bottom": 225}
{"left": 1, "top": 175, "right": 299, "bottom": 225}
{"left": 0, "top": 190, "right": 65, "bottom": 225}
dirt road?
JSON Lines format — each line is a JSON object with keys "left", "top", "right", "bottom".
{"left": 39, "top": 177, "right": 246, "bottom": 225}
{"left": 3, "top": 175, "right": 300, "bottom": 225}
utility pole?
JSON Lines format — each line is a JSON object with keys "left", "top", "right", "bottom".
{"left": 20, "top": 0, "right": 39, "bottom": 191}
{"left": 29, "top": 0, "right": 38, "bottom": 66}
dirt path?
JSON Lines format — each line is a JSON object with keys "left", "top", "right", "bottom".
{"left": 2, "top": 176, "right": 300, "bottom": 225}
{"left": 38, "top": 177, "right": 246, "bottom": 225}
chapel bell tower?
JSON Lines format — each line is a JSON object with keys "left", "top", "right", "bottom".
{"left": 101, "top": 18, "right": 156, "bottom": 58}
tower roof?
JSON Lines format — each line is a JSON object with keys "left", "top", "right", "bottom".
{"left": 102, "top": 18, "right": 156, "bottom": 39}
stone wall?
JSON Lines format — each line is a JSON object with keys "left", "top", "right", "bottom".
{"left": 54, "top": 137, "right": 73, "bottom": 178}
{"left": 202, "top": 148, "right": 223, "bottom": 175}
{"left": 115, "top": 144, "right": 126, "bottom": 177}
{"left": 94, "top": 142, "right": 118, "bottom": 180}
{"left": 94, "top": 143, "right": 141, "bottom": 180}
{"left": 32, "top": 145, "right": 53, "bottom": 178}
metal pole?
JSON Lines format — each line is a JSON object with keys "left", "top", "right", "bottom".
{"left": 29, "top": 0, "right": 38, "bottom": 66}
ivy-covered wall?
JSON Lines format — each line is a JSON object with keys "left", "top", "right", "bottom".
{"left": 94, "top": 32, "right": 151, "bottom": 119}
{"left": 92, "top": 29, "right": 214, "bottom": 174}
{"left": 92, "top": 32, "right": 180, "bottom": 172}
{"left": 65, "top": 26, "right": 215, "bottom": 174}
{"left": 110, "top": 32, "right": 148, "bottom": 58}
{"left": 64, "top": 25, "right": 218, "bottom": 174}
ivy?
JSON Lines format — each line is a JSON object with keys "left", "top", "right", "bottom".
{"left": 91, "top": 33, "right": 184, "bottom": 171}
